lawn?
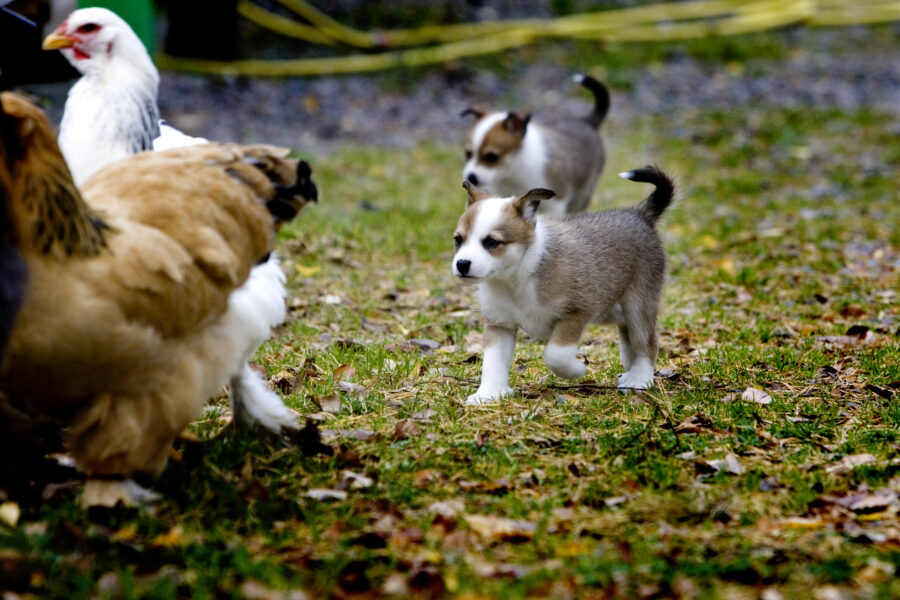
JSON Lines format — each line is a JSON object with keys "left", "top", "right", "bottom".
{"left": 3, "top": 36, "right": 900, "bottom": 600}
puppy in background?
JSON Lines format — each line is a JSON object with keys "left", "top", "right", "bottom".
{"left": 461, "top": 74, "right": 610, "bottom": 217}
{"left": 452, "top": 166, "right": 674, "bottom": 404}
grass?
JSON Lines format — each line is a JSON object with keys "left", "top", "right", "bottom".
{"left": 3, "top": 47, "right": 900, "bottom": 600}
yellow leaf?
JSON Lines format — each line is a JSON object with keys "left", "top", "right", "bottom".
{"left": 698, "top": 234, "right": 719, "bottom": 250}
{"left": 858, "top": 511, "right": 892, "bottom": 522}
{"left": 111, "top": 524, "right": 139, "bottom": 541}
{"left": 152, "top": 525, "right": 185, "bottom": 547}
{"left": 555, "top": 540, "right": 590, "bottom": 557}
{"left": 0, "top": 502, "right": 20, "bottom": 528}
{"left": 711, "top": 257, "right": 737, "bottom": 276}
{"left": 296, "top": 264, "right": 321, "bottom": 277}
{"left": 444, "top": 570, "right": 459, "bottom": 593}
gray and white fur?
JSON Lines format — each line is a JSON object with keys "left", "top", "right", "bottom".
{"left": 452, "top": 166, "right": 674, "bottom": 404}
{"left": 461, "top": 74, "right": 609, "bottom": 217}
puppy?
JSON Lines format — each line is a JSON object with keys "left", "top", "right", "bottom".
{"left": 461, "top": 74, "right": 609, "bottom": 217}
{"left": 452, "top": 166, "right": 674, "bottom": 404}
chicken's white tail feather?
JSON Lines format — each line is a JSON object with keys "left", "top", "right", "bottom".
{"left": 152, "top": 120, "right": 208, "bottom": 151}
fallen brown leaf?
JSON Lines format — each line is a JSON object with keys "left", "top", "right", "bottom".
{"left": 337, "top": 380, "right": 368, "bottom": 396}
{"left": 428, "top": 499, "right": 465, "bottom": 519}
{"left": 333, "top": 364, "right": 357, "bottom": 382}
{"left": 464, "top": 514, "right": 536, "bottom": 542}
{"left": 313, "top": 394, "right": 341, "bottom": 414}
{"left": 825, "top": 453, "right": 878, "bottom": 474}
{"left": 674, "top": 413, "right": 715, "bottom": 434}
{"left": 393, "top": 418, "right": 420, "bottom": 440}
{"left": 742, "top": 387, "right": 772, "bottom": 404}
{"left": 463, "top": 330, "right": 483, "bottom": 354}
{"left": 413, "top": 469, "right": 442, "bottom": 487}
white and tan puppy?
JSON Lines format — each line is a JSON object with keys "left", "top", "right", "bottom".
{"left": 461, "top": 74, "right": 609, "bottom": 217}
{"left": 452, "top": 166, "right": 674, "bottom": 404}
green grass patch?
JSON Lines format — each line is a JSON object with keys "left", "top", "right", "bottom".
{"left": 3, "top": 86, "right": 899, "bottom": 599}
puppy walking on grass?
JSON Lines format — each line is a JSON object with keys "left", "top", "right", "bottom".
{"left": 452, "top": 166, "right": 675, "bottom": 404}
{"left": 461, "top": 74, "right": 610, "bottom": 217}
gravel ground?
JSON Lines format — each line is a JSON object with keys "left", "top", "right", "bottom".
{"left": 31, "top": 25, "right": 900, "bottom": 153}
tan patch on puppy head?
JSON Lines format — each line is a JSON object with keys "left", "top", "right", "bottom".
{"left": 485, "top": 223, "right": 533, "bottom": 256}
{"left": 491, "top": 201, "right": 536, "bottom": 252}
{"left": 460, "top": 195, "right": 536, "bottom": 258}
{"left": 477, "top": 113, "right": 529, "bottom": 167}
{"left": 455, "top": 195, "right": 535, "bottom": 257}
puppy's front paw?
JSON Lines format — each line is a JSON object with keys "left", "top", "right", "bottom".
{"left": 465, "top": 386, "right": 513, "bottom": 405}
{"left": 544, "top": 344, "right": 586, "bottom": 379}
{"left": 617, "top": 370, "right": 654, "bottom": 391}
{"left": 548, "top": 360, "right": 586, "bottom": 380}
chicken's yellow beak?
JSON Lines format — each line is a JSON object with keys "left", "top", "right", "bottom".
{"left": 42, "top": 32, "right": 76, "bottom": 51}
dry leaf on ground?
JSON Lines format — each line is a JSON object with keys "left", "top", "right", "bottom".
{"left": 393, "top": 419, "right": 421, "bottom": 440}
{"left": 305, "top": 489, "right": 349, "bottom": 501}
{"left": 464, "top": 514, "right": 537, "bottom": 542}
{"left": 742, "top": 387, "right": 773, "bottom": 404}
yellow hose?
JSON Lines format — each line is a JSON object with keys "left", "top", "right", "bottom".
{"left": 157, "top": 29, "right": 538, "bottom": 77}
{"left": 237, "top": 1, "right": 335, "bottom": 45}
{"left": 159, "top": 0, "right": 900, "bottom": 77}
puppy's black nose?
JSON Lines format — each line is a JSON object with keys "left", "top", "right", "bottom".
{"left": 456, "top": 259, "right": 471, "bottom": 275}
{"left": 466, "top": 172, "right": 479, "bottom": 186}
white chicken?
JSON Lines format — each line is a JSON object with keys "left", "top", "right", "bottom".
{"left": 44, "top": 7, "right": 307, "bottom": 440}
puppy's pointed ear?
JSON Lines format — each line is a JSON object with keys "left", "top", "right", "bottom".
{"left": 503, "top": 112, "right": 530, "bottom": 137}
{"left": 460, "top": 107, "right": 485, "bottom": 119}
{"left": 513, "top": 188, "right": 555, "bottom": 222}
{"left": 463, "top": 180, "right": 491, "bottom": 206}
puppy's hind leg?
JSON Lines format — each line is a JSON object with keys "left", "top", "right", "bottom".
{"left": 616, "top": 302, "right": 658, "bottom": 391}
{"left": 617, "top": 323, "right": 635, "bottom": 372}
{"left": 468, "top": 325, "right": 517, "bottom": 405}
{"left": 544, "top": 315, "right": 589, "bottom": 380}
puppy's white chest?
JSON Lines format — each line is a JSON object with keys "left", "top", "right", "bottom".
{"left": 478, "top": 282, "right": 554, "bottom": 341}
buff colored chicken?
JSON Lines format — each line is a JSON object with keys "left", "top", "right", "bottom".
{"left": 0, "top": 92, "right": 317, "bottom": 506}
{"left": 45, "top": 8, "right": 309, "bottom": 438}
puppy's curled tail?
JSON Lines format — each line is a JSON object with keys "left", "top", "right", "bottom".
{"left": 573, "top": 74, "right": 610, "bottom": 129}
{"left": 620, "top": 166, "right": 675, "bottom": 227}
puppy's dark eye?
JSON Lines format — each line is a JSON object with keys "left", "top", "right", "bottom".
{"left": 482, "top": 236, "right": 501, "bottom": 250}
{"left": 482, "top": 152, "right": 499, "bottom": 165}
{"left": 77, "top": 23, "right": 100, "bottom": 33}
{"left": 464, "top": 150, "right": 473, "bottom": 161}
{"left": 454, "top": 233, "right": 463, "bottom": 247}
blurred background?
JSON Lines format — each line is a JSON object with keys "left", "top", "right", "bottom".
{"left": 2, "top": 0, "right": 898, "bottom": 152}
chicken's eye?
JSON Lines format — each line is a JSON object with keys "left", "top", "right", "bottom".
{"left": 482, "top": 236, "right": 501, "bottom": 250}
{"left": 482, "top": 151, "right": 499, "bottom": 165}
{"left": 77, "top": 23, "right": 100, "bottom": 34}
{"left": 454, "top": 233, "right": 463, "bottom": 248}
